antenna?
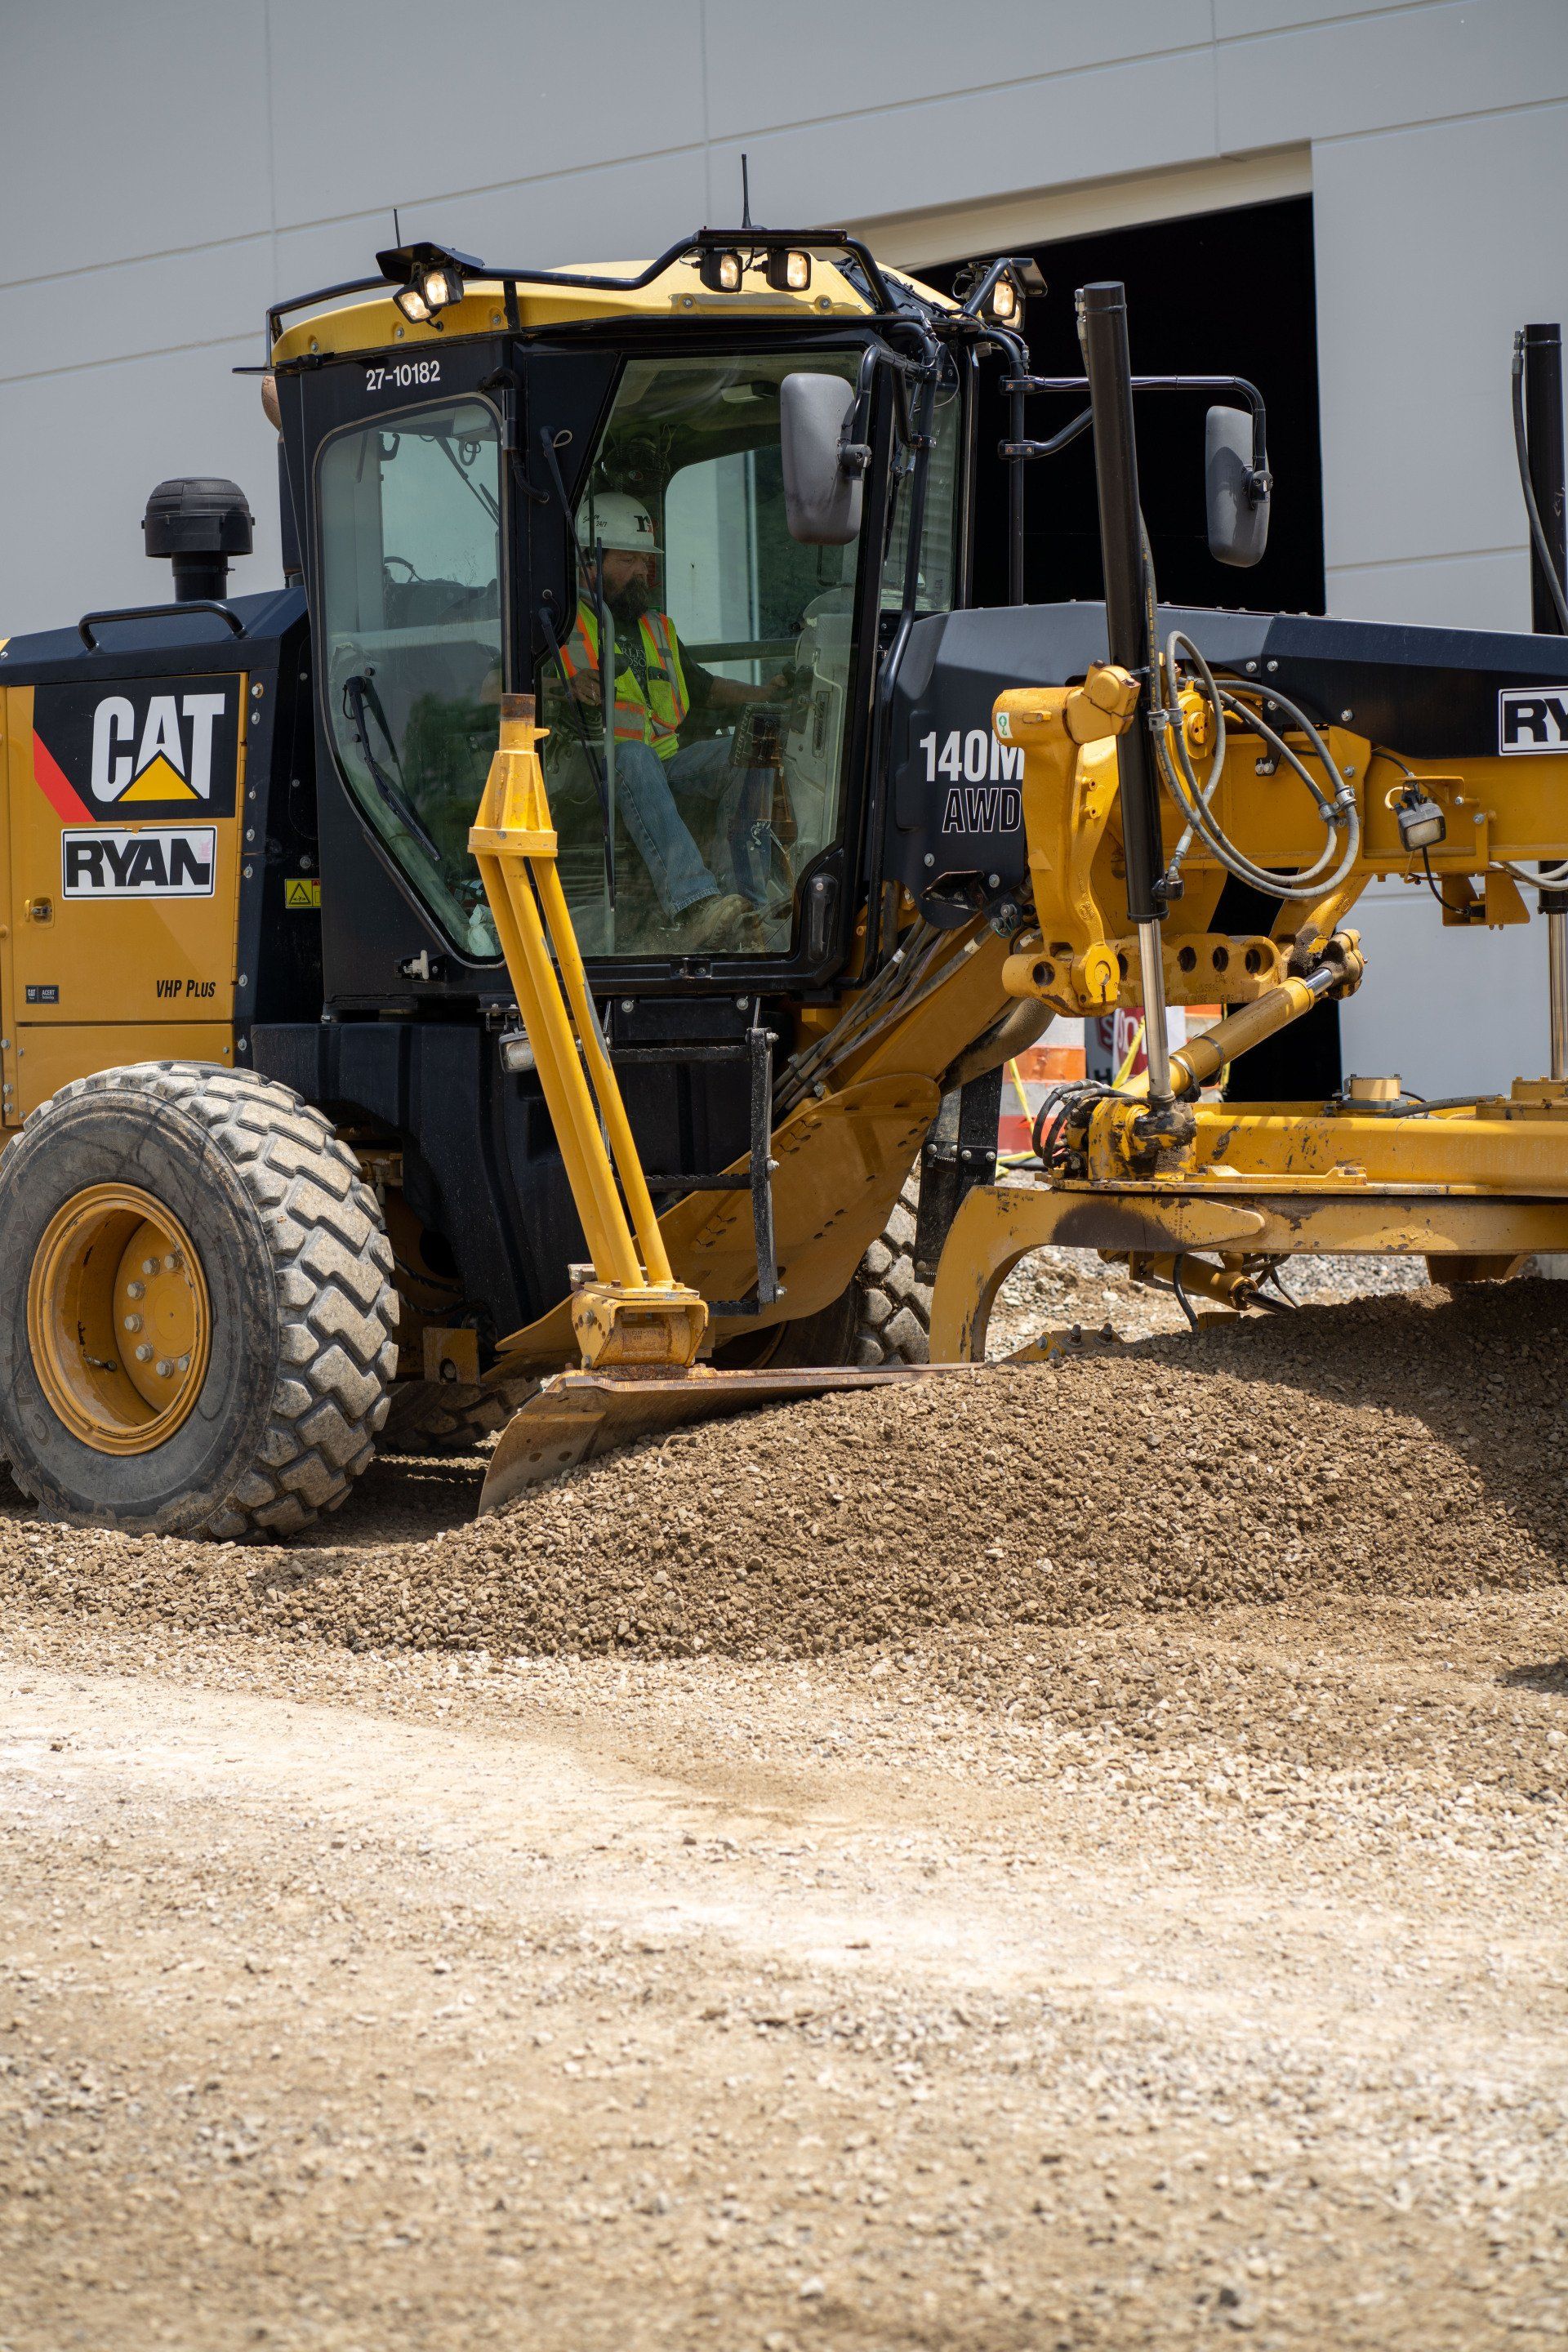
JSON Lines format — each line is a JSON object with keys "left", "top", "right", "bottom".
{"left": 393, "top": 206, "right": 403, "bottom": 246}
{"left": 740, "top": 154, "right": 752, "bottom": 233}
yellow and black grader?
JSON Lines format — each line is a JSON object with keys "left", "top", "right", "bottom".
{"left": 2, "top": 223, "right": 1567, "bottom": 1535}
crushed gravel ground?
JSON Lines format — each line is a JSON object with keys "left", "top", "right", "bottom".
{"left": 3, "top": 1272, "right": 1567, "bottom": 2348}
{"left": 3, "top": 1282, "right": 1561, "bottom": 1664}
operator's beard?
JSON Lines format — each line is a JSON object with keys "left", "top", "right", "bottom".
{"left": 607, "top": 577, "right": 653, "bottom": 623}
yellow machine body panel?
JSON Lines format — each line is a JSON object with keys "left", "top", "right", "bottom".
{"left": 996, "top": 683, "right": 1568, "bottom": 1017}
{"left": 0, "top": 679, "right": 242, "bottom": 1125}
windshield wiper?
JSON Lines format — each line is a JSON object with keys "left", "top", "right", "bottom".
{"left": 423, "top": 430, "right": 501, "bottom": 527}
{"left": 341, "top": 673, "right": 445, "bottom": 867}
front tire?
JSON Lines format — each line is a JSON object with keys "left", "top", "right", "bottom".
{"left": 0, "top": 1062, "right": 398, "bottom": 1538}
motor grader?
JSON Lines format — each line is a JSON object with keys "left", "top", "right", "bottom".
{"left": 2, "top": 223, "right": 1567, "bottom": 1537}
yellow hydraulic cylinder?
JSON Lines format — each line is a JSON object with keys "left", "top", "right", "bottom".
{"left": 469, "top": 697, "right": 707, "bottom": 1370}
{"left": 1168, "top": 973, "right": 1327, "bottom": 1099}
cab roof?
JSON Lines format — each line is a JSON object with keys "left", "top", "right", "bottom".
{"left": 270, "top": 249, "right": 953, "bottom": 368}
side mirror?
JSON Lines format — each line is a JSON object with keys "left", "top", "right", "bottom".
{"left": 780, "top": 373, "right": 864, "bottom": 546}
{"left": 1205, "top": 405, "right": 1271, "bottom": 568}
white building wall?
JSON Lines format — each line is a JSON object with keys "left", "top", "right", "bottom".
{"left": 3, "top": 0, "right": 1566, "bottom": 1087}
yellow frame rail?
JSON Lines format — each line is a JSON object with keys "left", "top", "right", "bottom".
{"left": 469, "top": 696, "right": 707, "bottom": 1370}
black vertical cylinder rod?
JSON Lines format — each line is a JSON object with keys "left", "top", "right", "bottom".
{"left": 1078, "top": 282, "right": 1165, "bottom": 927}
{"left": 1523, "top": 325, "right": 1568, "bottom": 1083}
{"left": 1524, "top": 323, "right": 1566, "bottom": 635}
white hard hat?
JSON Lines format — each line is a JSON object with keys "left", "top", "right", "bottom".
{"left": 581, "top": 490, "right": 661, "bottom": 554}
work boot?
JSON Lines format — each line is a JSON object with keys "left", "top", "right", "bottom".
{"left": 675, "top": 892, "right": 759, "bottom": 953}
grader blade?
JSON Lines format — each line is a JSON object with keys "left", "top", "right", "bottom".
{"left": 479, "top": 1364, "right": 947, "bottom": 1517}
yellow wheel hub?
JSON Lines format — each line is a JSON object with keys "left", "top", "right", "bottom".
{"left": 28, "top": 1184, "right": 212, "bottom": 1454}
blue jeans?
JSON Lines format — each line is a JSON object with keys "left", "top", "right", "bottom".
{"left": 611, "top": 738, "right": 728, "bottom": 912}
{"left": 557, "top": 733, "right": 771, "bottom": 917}
{"left": 611, "top": 737, "right": 772, "bottom": 915}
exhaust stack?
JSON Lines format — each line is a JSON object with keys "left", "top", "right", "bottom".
{"left": 142, "top": 476, "right": 253, "bottom": 604}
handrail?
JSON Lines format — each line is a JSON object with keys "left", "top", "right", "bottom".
{"left": 265, "top": 228, "right": 911, "bottom": 353}
{"left": 78, "top": 600, "right": 246, "bottom": 652}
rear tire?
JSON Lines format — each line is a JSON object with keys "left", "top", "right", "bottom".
{"left": 745, "top": 1174, "right": 933, "bottom": 1370}
{"left": 0, "top": 1062, "right": 398, "bottom": 1538}
{"left": 847, "top": 1173, "right": 931, "bottom": 1365}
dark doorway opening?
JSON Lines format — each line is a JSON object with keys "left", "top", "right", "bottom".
{"left": 919, "top": 194, "right": 1334, "bottom": 1098}
{"left": 920, "top": 194, "right": 1324, "bottom": 619}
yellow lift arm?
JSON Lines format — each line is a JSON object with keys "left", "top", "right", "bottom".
{"left": 468, "top": 694, "right": 708, "bottom": 1374}
{"left": 467, "top": 694, "right": 943, "bottom": 1511}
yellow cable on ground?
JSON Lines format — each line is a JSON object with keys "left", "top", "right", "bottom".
{"left": 1113, "top": 1019, "right": 1147, "bottom": 1089}
{"left": 998, "top": 1054, "right": 1038, "bottom": 1169}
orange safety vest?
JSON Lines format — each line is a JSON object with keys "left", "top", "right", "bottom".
{"left": 558, "top": 600, "right": 690, "bottom": 761}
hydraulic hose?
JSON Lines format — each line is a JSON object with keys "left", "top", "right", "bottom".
{"left": 1154, "top": 626, "right": 1361, "bottom": 902}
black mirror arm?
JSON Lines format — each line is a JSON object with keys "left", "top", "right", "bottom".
{"left": 835, "top": 328, "right": 938, "bottom": 478}
{"left": 1005, "top": 368, "right": 1272, "bottom": 499}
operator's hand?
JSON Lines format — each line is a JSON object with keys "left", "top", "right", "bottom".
{"left": 572, "top": 673, "right": 604, "bottom": 707}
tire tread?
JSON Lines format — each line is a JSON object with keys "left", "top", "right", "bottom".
{"left": 18, "top": 1060, "right": 397, "bottom": 1537}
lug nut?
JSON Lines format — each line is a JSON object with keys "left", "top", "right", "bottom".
{"left": 156, "top": 1359, "right": 173, "bottom": 1379}
{"left": 122, "top": 1313, "right": 142, "bottom": 1333}
{"left": 135, "top": 1343, "right": 153, "bottom": 1362}
{"left": 176, "top": 1354, "right": 190, "bottom": 1373}
{"left": 141, "top": 1258, "right": 157, "bottom": 1276}
{"left": 127, "top": 1281, "right": 145, "bottom": 1300}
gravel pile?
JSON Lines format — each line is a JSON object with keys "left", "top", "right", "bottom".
{"left": 2, "top": 1281, "right": 1565, "bottom": 1661}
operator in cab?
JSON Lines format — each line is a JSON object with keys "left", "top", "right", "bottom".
{"left": 556, "top": 493, "right": 788, "bottom": 950}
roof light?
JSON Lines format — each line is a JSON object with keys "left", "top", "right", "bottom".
{"left": 699, "top": 247, "right": 746, "bottom": 293}
{"left": 393, "top": 257, "right": 463, "bottom": 323}
{"left": 374, "top": 238, "right": 484, "bottom": 325}
{"left": 764, "top": 247, "right": 812, "bottom": 294}
{"left": 953, "top": 255, "right": 1045, "bottom": 323}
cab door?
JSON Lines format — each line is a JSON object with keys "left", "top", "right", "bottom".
{"left": 9, "top": 671, "right": 245, "bottom": 1116}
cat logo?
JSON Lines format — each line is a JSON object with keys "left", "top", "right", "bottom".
{"left": 91, "top": 692, "right": 228, "bottom": 804}
{"left": 31, "top": 675, "right": 241, "bottom": 824}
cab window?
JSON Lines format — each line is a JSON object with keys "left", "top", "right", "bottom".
{"left": 317, "top": 399, "right": 503, "bottom": 960}
{"left": 537, "top": 351, "right": 864, "bottom": 959}
{"left": 881, "top": 367, "right": 962, "bottom": 612}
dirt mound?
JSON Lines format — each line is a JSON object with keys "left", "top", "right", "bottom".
{"left": 2, "top": 1281, "right": 1566, "bottom": 1660}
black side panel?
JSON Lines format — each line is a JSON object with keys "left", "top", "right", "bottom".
{"left": 252, "top": 1020, "right": 547, "bottom": 1335}
{"left": 241, "top": 605, "right": 323, "bottom": 1033}
{"left": 251, "top": 1013, "right": 751, "bottom": 1343}
{"left": 885, "top": 599, "right": 1568, "bottom": 920}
